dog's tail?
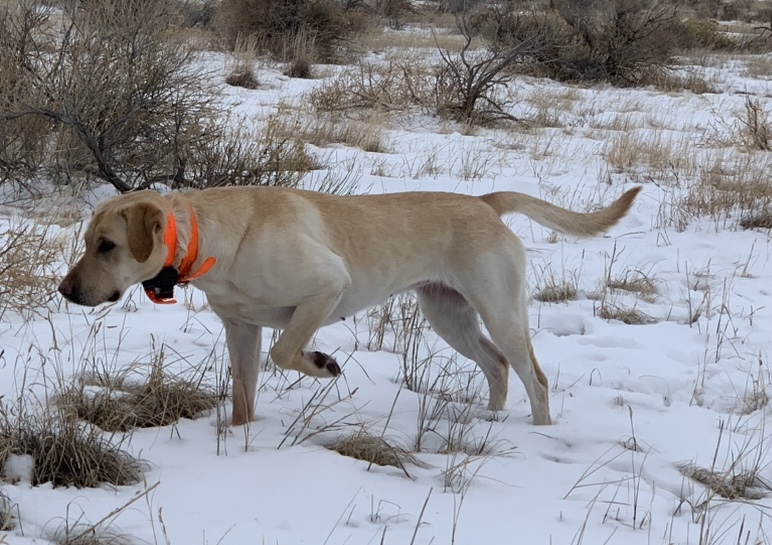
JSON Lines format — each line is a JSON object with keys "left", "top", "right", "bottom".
{"left": 479, "top": 187, "right": 641, "bottom": 238}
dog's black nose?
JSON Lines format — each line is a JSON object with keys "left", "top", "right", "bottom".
{"left": 58, "top": 278, "right": 80, "bottom": 303}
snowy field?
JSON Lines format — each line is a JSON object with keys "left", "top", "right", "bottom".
{"left": 1, "top": 30, "right": 771, "bottom": 545}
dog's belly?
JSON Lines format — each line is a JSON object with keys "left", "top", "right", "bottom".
{"left": 206, "top": 283, "right": 423, "bottom": 329}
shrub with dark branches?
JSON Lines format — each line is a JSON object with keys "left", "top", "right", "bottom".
{"left": 0, "top": 0, "right": 216, "bottom": 192}
{"left": 1, "top": 0, "right": 313, "bottom": 193}
{"left": 488, "top": 0, "right": 680, "bottom": 86}
{"left": 215, "top": 0, "right": 361, "bottom": 62}
{"left": 433, "top": 6, "right": 555, "bottom": 123}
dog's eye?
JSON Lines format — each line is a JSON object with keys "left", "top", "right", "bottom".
{"left": 98, "top": 240, "right": 116, "bottom": 254}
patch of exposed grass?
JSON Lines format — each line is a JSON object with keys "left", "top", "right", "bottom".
{"left": 598, "top": 303, "right": 656, "bottom": 325}
{"left": 740, "top": 213, "right": 772, "bottom": 230}
{"left": 0, "top": 489, "right": 12, "bottom": 531}
{"left": 328, "top": 429, "right": 420, "bottom": 471}
{"left": 533, "top": 282, "right": 578, "bottom": 303}
{"left": 679, "top": 153, "right": 772, "bottom": 225}
{"left": 225, "top": 70, "right": 259, "bottom": 89}
{"left": 59, "top": 355, "right": 219, "bottom": 433}
{"left": 679, "top": 463, "right": 772, "bottom": 500}
{"left": 0, "top": 410, "right": 141, "bottom": 488}
{"left": 52, "top": 527, "right": 131, "bottom": 545}
{"left": 604, "top": 129, "right": 694, "bottom": 177}
{"left": 607, "top": 272, "right": 658, "bottom": 302}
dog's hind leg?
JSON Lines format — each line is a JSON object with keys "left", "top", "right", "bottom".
{"left": 454, "top": 244, "right": 552, "bottom": 425}
{"left": 225, "top": 319, "right": 262, "bottom": 426}
{"left": 415, "top": 284, "right": 509, "bottom": 411}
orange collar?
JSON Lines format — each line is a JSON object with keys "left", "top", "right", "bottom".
{"left": 145, "top": 204, "right": 216, "bottom": 304}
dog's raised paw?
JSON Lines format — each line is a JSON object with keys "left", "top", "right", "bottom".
{"left": 309, "top": 351, "right": 341, "bottom": 377}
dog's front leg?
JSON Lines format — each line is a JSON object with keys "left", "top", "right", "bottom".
{"left": 269, "top": 287, "right": 349, "bottom": 378}
{"left": 224, "top": 319, "right": 262, "bottom": 426}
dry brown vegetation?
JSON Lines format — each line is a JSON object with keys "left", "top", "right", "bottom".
{"left": 59, "top": 357, "right": 220, "bottom": 433}
{"left": 328, "top": 429, "right": 420, "bottom": 471}
{"left": 680, "top": 463, "right": 772, "bottom": 500}
{"left": 533, "top": 282, "right": 578, "bottom": 303}
{"left": 0, "top": 489, "right": 12, "bottom": 531}
{"left": 0, "top": 223, "right": 63, "bottom": 317}
{"left": 598, "top": 302, "right": 657, "bottom": 325}
{"left": 0, "top": 408, "right": 141, "bottom": 488}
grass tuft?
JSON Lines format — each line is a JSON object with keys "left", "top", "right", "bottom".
{"left": 607, "top": 272, "right": 658, "bottom": 302}
{"left": 533, "top": 282, "right": 578, "bottom": 303}
{"left": 679, "top": 463, "right": 772, "bottom": 500}
{"left": 0, "top": 410, "right": 141, "bottom": 488}
{"left": 0, "top": 489, "right": 12, "bottom": 531}
{"left": 598, "top": 303, "right": 656, "bottom": 325}
{"left": 59, "top": 354, "right": 219, "bottom": 433}
{"left": 328, "top": 429, "right": 420, "bottom": 470}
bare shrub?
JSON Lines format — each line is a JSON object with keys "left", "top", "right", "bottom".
{"left": 215, "top": 0, "right": 359, "bottom": 62}
{"left": 0, "top": 408, "right": 141, "bottom": 488}
{"left": 740, "top": 96, "right": 770, "bottom": 151}
{"left": 552, "top": 0, "right": 678, "bottom": 85}
{"left": 672, "top": 18, "right": 737, "bottom": 51}
{"left": 432, "top": 8, "right": 548, "bottom": 124}
{"left": 491, "top": 0, "right": 687, "bottom": 87}
{"left": 309, "top": 60, "right": 410, "bottom": 112}
{"left": 0, "top": 222, "right": 63, "bottom": 318}
{"left": 190, "top": 114, "right": 319, "bottom": 188}
{"left": 0, "top": 0, "right": 223, "bottom": 192}
{"left": 0, "top": 2, "right": 55, "bottom": 187}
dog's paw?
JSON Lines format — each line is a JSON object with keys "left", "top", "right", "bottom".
{"left": 309, "top": 351, "right": 341, "bottom": 377}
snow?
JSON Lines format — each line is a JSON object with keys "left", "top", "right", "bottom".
{"left": 1, "top": 40, "right": 771, "bottom": 545}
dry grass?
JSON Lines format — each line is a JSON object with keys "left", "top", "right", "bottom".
{"left": 680, "top": 463, "right": 772, "bottom": 500}
{"left": 598, "top": 303, "right": 657, "bottom": 325}
{"left": 0, "top": 489, "right": 12, "bottom": 531}
{"left": 743, "top": 55, "right": 772, "bottom": 79}
{"left": 52, "top": 527, "right": 131, "bottom": 545}
{"left": 606, "top": 271, "right": 658, "bottom": 302}
{"left": 328, "top": 429, "right": 421, "bottom": 471}
{"left": 740, "top": 96, "right": 770, "bottom": 151}
{"left": 353, "top": 25, "right": 473, "bottom": 53}
{"left": 0, "top": 222, "right": 63, "bottom": 317}
{"left": 295, "top": 113, "right": 388, "bottom": 153}
{"left": 0, "top": 409, "right": 141, "bottom": 488}
{"left": 59, "top": 351, "right": 219, "bottom": 433}
{"left": 191, "top": 114, "right": 320, "bottom": 188}
{"left": 533, "top": 282, "right": 578, "bottom": 303}
{"left": 649, "top": 69, "right": 717, "bottom": 94}
{"left": 679, "top": 152, "right": 772, "bottom": 227}
{"left": 225, "top": 35, "right": 259, "bottom": 89}
{"left": 365, "top": 293, "right": 426, "bottom": 354}
{"left": 604, "top": 129, "right": 694, "bottom": 177}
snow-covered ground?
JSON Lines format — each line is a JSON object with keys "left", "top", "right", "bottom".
{"left": 1, "top": 38, "right": 771, "bottom": 545}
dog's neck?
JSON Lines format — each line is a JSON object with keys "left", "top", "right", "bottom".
{"left": 142, "top": 197, "right": 216, "bottom": 304}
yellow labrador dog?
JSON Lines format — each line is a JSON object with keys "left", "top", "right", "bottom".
{"left": 59, "top": 186, "right": 640, "bottom": 426}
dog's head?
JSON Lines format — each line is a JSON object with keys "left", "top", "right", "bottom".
{"left": 59, "top": 191, "right": 170, "bottom": 306}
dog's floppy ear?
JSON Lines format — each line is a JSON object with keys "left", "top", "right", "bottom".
{"left": 122, "top": 202, "right": 164, "bottom": 263}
